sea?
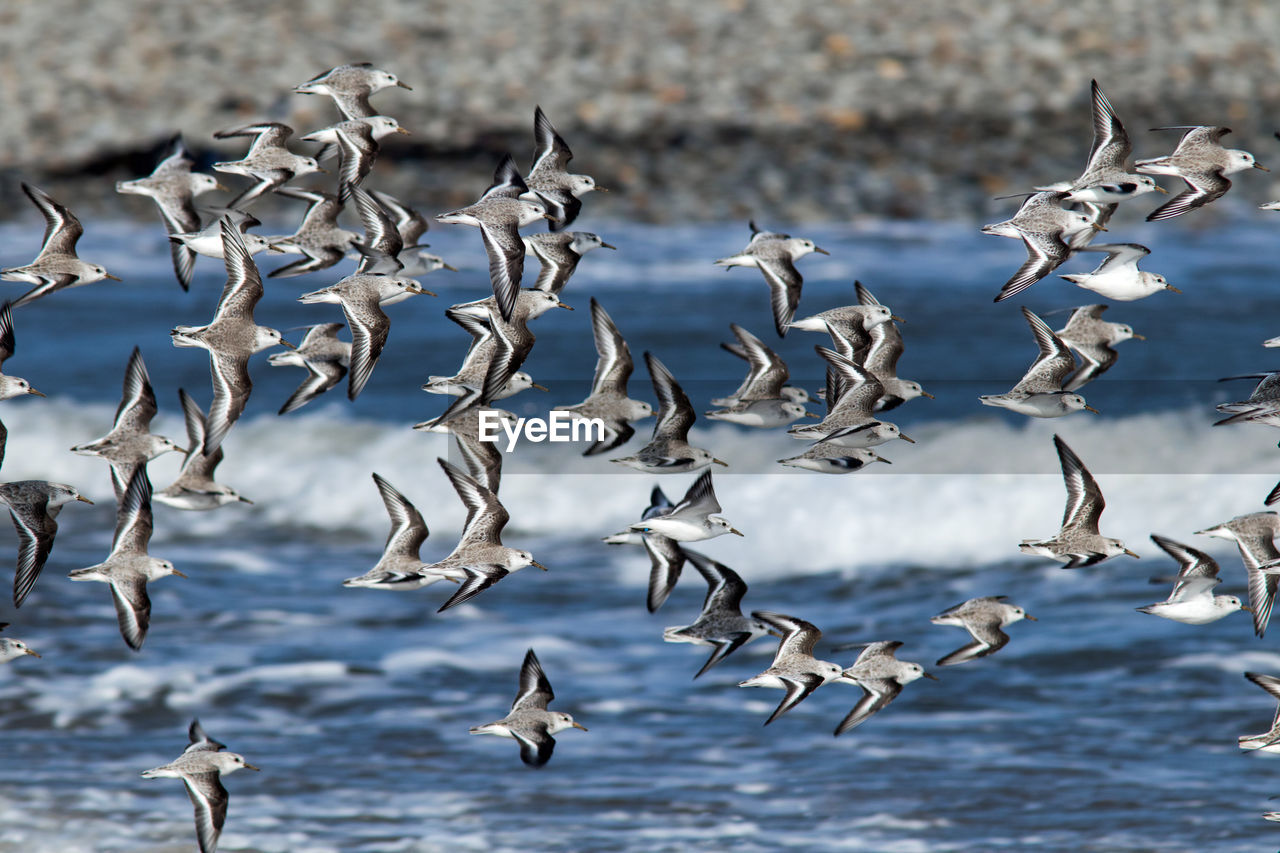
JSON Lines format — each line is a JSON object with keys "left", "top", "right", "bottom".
{"left": 1, "top": 204, "right": 1279, "bottom": 852}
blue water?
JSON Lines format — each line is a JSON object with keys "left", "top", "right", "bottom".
{"left": 1, "top": 205, "right": 1280, "bottom": 851}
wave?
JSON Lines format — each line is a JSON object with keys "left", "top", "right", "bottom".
{"left": 3, "top": 400, "right": 1276, "bottom": 580}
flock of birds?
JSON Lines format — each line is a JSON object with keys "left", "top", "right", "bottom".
{"left": 0, "top": 66, "right": 1278, "bottom": 848}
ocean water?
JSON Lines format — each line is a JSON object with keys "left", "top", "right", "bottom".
{"left": 0, "top": 208, "right": 1279, "bottom": 852}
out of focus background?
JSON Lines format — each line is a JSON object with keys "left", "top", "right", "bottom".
{"left": 3, "top": 0, "right": 1280, "bottom": 221}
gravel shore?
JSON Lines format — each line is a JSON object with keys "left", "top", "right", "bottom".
{"left": 2, "top": 0, "right": 1279, "bottom": 221}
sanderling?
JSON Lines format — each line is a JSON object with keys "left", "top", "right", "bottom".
{"left": 171, "top": 221, "right": 293, "bottom": 455}
{"left": 707, "top": 324, "right": 813, "bottom": 428}
{"left": 663, "top": 549, "right": 773, "bottom": 678}
{"left": 212, "top": 122, "right": 322, "bottom": 209}
{"left": 1137, "top": 534, "right": 1248, "bottom": 625}
{"left": 715, "top": 221, "right": 828, "bottom": 337}
{"left": 1196, "top": 512, "right": 1280, "bottom": 637}
{"left": 470, "top": 648, "right": 586, "bottom": 767}
{"left": 342, "top": 473, "right": 441, "bottom": 591}
{"left": 417, "top": 459, "right": 545, "bottom": 612}
{"left": 553, "top": 298, "right": 654, "bottom": 456}
{"left": 0, "top": 475, "right": 92, "bottom": 608}
{"left": 2, "top": 183, "right": 120, "bottom": 307}
{"left": 295, "top": 62, "right": 411, "bottom": 120}
{"left": 525, "top": 231, "right": 615, "bottom": 295}
{"left": 930, "top": 597, "right": 1035, "bottom": 666}
{"left": 834, "top": 641, "right": 934, "bottom": 735}
{"left": 629, "top": 469, "right": 742, "bottom": 541}
{"left": 71, "top": 347, "right": 182, "bottom": 500}
{"left": 116, "top": 134, "right": 222, "bottom": 291}
{"left": 154, "top": 389, "right": 253, "bottom": 511}
{"left": 1054, "top": 304, "right": 1143, "bottom": 391}
{"left": 68, "top": 469, "right": 184, "bottom": 651}
{"left": 0, "top": 622, "right": 39, "bottom": 663}
{"left": 298, "top": 271, "right": 431, "bottom": 401}
{"left": 1137, "top": 125, "right": 1267, "bottom": 221}
{"left": 982, "top": 191, "right": 1103, "bottom": 302}
{"left": 739, "top": 611, "right": 845, "bottom": 725}
{"left": 602, "top": 485, "right": 687, "bottom": 612}
{"left": 788, "top": 283, "right": 895, "bottom": 354}
{"left": 361, "top": 189, "right": 456, "bottom": 276}
{"left": 266, "top": 188, "right": 361, "bottom": 278}
{"left": 612, "top": 352, "right": 727, "bottom": 473}
{"left": 300, "top": 116, "right": 408, "bottom": 204}
{"left": 268, "top": 323, "right": 351, "bottom": 415}
{"left": 979, "top": 306, "right": 1097, "bottom": 418}
{"left": 854, "top": 282, "right": 932, "bottom": 411}
{"left": 1214, "top": 371, "right": 1280, "bottom": 428}
{"left": 712, "top": 322, "right": 808, "bottom": 407}
{"left": 1240, "top": 672, "right": 1280, "bottom": 753}
{"left": 1019, "top": 434, "right": 1138, "bottom": 568}
{"left": 141, "top": 719, "right": 259, "bottom": 853}
{"left": 787, "top": 346, "right": 912, "bottom": 448}
{"left": 1041, "top": 80, "right": 1166, "bottom": 205}
{"left": 777, "top": 443, "right": 890, "bottom": 474}
{"left": 526, "top": 106, "right": 603, "bottom": 232}
{"left": 1059, "top": 242, "right": 1179, "bottom": 301}
{"left": 0, "top": 301, "right": 44, "bottom": 400}
{"left": 436, "top": 154, "right": 551, "bottom": 322}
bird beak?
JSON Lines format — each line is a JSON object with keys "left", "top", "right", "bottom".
{"left": 1242, "top": 605, "right": 1255, "bottom": 613}
{"left": 1132, "top": 334, "right": 1146, "bottom": 341}
{"left": 875, "top": 455, "right": 892, "bottom": 464}
{"left": 267, "top": 244, "right": 287, "bottom": 254}
{"left": 23, "top": 648, "right": 40, "bottom": 658}
{"left": 76, "top": 496, "right": 94, "bottom": 504}
{"left": 898, "top": 434, "right": 916, "bottom": 443}
{"left": 1165, "top": 284, "right": 1182, "bottom": 293}
{"left": 594, "top": 186, "right": 609, "bottom": 193}
{"left": 712, "top": 458, "right": 729, "bottom": 466}
{"left": 803, "top": 410, "right": 820, "bottom": 418}
{"left": 1256, "top": 163, "right": 1271, "bottom": 171}
{"left": 543, "top": 213, "right": 557, "bottom": 221}
{"left": 314, "top": 167, "right": 329, "bottom": 174}
{"left": 921, "top": 391, "right": 935, "bottom": 399}
{"left": 1093, "top": 224, "right": 1108, "bottom": 232}
{"left": 572, "top": 722, "right": 588, "bottom": 731}
{"left": 729, "top": 528, "right": 744, "bottom": 537}
{"left": 277, "top": 339, "right": 297, "bottom": 350}
{"left": 410, "top": 284, "right": 438, "bottom": 297}
{"left": 922, "top": 672, "right": 940, "bottom": 681}
{"left": 397, "top": 81, "right": 413, "bottom": 90}
{"left": 814, "top": 246, "right": 830, "bottom": 255}
{"left": 395, "top": 127, "right": 411, "bottom": 135}
{"left": 1123, "top": 548, "right": 1141, "bottom": 558}
{"left": 1024, "top": 614, "right": 1038, "bottom": 621}
{"left": 26, "top": 388, "right": 45, "bottom": 397}
{"left": 104, "top": 273, "right": 122, "bottom": 281}
{"left": 442, "top": 263, "right": 459, "bottom": 272}
{"left": 531, "top": 383, "right": 549, "bottom": 392}
{"left": 558, "top": 302, "right": 574, "bottom": 310}
{"left": 601, "top": 242, "right": 618, "bottom": 250}
{"left": 238, "top": 496, "right": 254, "bottom": 504}
{"left": 890, "top": 315, "right": 905, "bottom": 323}
{"left": 1084, "top": 405, "right": 1100, "bottom": 414}
{"left": 1152, "top": 185, "right": 1169, "bottom": 194}
{"left": 243, "top": 763, "right": 262, "bottom": 771}
{"left": 531, "top": 560, "right": 548, "bottom": 571}
{"left": 172, "top": 570, "right": 188, "bottom": 579}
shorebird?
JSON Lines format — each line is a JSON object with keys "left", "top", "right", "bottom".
{"left": 116, "top": 134, "right": 222, "bottom": 290}
{"left": 171, "top": 220, "right": 293, "bottom": 455}
{"left": 470, "top": 649, "right": 586, "bottom": 767}
{"left": 2, "top": 183, "right": 120, "bottom": 307}
{"left": 663, "top": 550, "right": 773, "bottom": 678}
{"left": 141, "top": 719, "right": 259, "bottom": 853}
{"left": 67, "top": 469, "right": 184, "bottom": 651}
{"left": 715, "top": 221, "right": 828, "bottom": 337}
{"left": 154, "top": 389, "right": 253, "bottom": 511}
{"left": 525, "top": 106, "right": 603, "bottom": 231}
{"left": 1019, "top": 434, "right": 1138, "bottom": 568}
